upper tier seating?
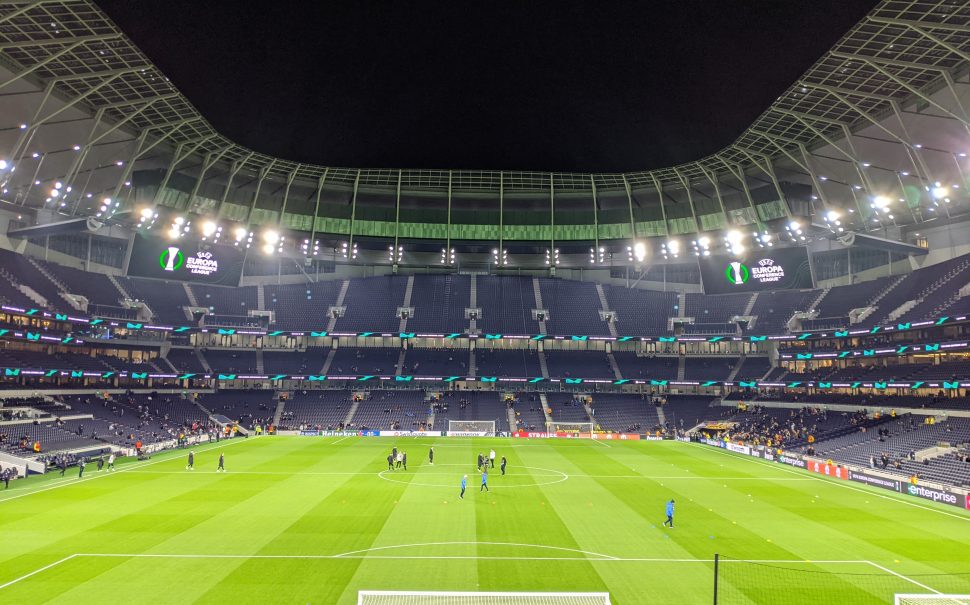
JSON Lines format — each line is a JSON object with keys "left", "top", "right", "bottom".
{"left": 539, "top": 278, "right": 610, "bottom": 336}
{"left": 602, "top": 285, "right": 678, "bottom": 336}
{"left": 476, "top": 276, "right": 539, "bottom": 334}
{"left": 406, "top": 274, "right": 470, "bottom": 333}
{"left": 264, "top": 281, "right": 343, "bottom": 331}
{"left": 475, "top": 348, "right": 542, "bottom": 377}
{"left": 336, "top": 276, "right": 408, "bottom": 332}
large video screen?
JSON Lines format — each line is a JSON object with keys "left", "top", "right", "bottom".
{"left": 698, "top": 246, "right": 814, "bottom": 294}
{"left": 127, "top": 234, "right": 244, "bottom": 286}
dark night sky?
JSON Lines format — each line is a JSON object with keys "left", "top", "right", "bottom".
{"left": 98, "top": 1, "right": 877, "bottom": 173}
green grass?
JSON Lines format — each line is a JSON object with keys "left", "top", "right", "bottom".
{"left": 1, "top": 436, "right": 968, "bottom": 604}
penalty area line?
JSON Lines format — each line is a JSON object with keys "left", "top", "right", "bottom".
{"left": 0, "top": 554, "right": 78, "bottom": 590}
{"left": 865, "top": 561, "right": 944, "bottom": 595}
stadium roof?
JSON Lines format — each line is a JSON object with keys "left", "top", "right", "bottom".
{"left": 0, "top": 0, "right": 968, "bottom": 248}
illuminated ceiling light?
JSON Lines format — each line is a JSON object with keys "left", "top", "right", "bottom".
{"left": 788, "top": 220, "right": 800, "bottom": 231}
{"left": 49, "top": 188, "right": 59, "bottom": 198}
{"left": 698, "top": 236, "right": 710, "bottom": 248}
{"left": 0, "top": 160, "right": 8, "bottom": 170}
{"left": 19, "top": 124, "right": 27, "bottom": 130}
{"left": 263, "top": 229, "right": 279, "bottom": 244}
{"left": 234, "top": 226, "right": 248, "bottom": 241}
{"left": 262, "top": 243, "right": 275, "bottom": 255}
{"left": 825, "top": 210, "right": 840, "bottom": 222}
{"left": 201, "top": 221, "right": 217, "bottom": 237}
{"left": 872, "top": 195, "right": 891, "bottom": 210}
{"left": 140, "top": 208, "right": 154, "bottom": 219}
{"left": 31, "top": 153, "right": 39, "bottom": 159}
{"left": 72, "top": 145, "right": 81, "bottom": 151}
{"left": 173, "top": 216, "right": 185, "bottom": 225}
{"left": 633, "top": 241, "right": 646, "bottom": 262}
{"left": 167, "top": 227, "right": 180, "bottom": 239}
{"left": 932, "top": 185, "right": 949, "bottom": 200}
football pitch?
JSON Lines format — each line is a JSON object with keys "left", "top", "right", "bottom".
{"left": 1, "top": 436, "right": 968, "bottom": 604}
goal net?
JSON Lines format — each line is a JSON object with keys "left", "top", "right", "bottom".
{"left": 448, "top": 420, "right": 496, "bottom": 436}
{"left": 546, "top": 421, "right": 594, "bottom": 437}
{"left": 895, "top": 596, "right": 970, "bottom": 605}
{"left": 358, "top": 591, "right": 611, "bottom": 605}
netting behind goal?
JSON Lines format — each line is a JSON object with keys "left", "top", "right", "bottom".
{"left": 447, "top": 420, "right": 496, "bottom": 436}
{"left": 358, "top": 591, "right": 611, "bottom": 605}
{"left": 546, "top": 422, "right": 593, "bottom": 436}
{"left": 895, "top": 596, "right": 970, "bottom": 605}
{"left": 714, "top": 556, "right": 970, "bottom": 604}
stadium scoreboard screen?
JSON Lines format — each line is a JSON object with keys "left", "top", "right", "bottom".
{"left": 698, "top": 246, "right": 814, "bottom": 294}
{"left": 127, "top": 234, "right": 244, "bottom": 286}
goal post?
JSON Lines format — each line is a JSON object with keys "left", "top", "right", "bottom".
{"left": 358, "top": 591, "right": 611, "bottom": 604}
{"left": 546, "top": 421, "right": 594, "bottom": 437}
{"left": 894, "top": 596, "right": 970, "bottom": 605}
{"left": 447, "top": 420, "right": 496, "bottom": 436}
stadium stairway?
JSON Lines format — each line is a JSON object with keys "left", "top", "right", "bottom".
{"left": 538, "top": 348, "right": 550, "bottom": 379}
{"left": 195, "top": 348, "right": 212, "bottom": 373}
{"left": 256, "top": 284, "right": 265, "bottom": 311}
{"left": 677, "top": 291, "right": 686, "bottom": 318}
{"left": 532, "top": 277, "right": 547, "bottom": 333}
{"left": 743, "top": 292, "right": 759, "bottom": 316}
{"left": 183, "top": 283, "right": 199, "bottom": 308}
{"left": 595, "top": 284, "right": 619, "bottom": 338}
{"left": 395, "top": 348, "right": 406, "bottom": 377}
{"left": 727, "top": 356, "right": 745, "bottom": 382}
{"left": 107, "top": 274, "right": 133, "bottom": 301}
{"left": 272, "top": 393, "right": 286, "bottom": 426}
{"left": 468, "top": 274, "right": 478, "bottom": 333}
{"left": 538, "top": 393, "right": 553, "bottom": 425}
{"left": 26, "top": 257, "right": 80, "bottom": 311}
{"left": 255, "top": 349, "right": 264, "bottom": 374}
{"left": 656, "top": 403, "right": 666, "bottom": 427}
{"left": 343, "top": 396, "right": 361, "bottom": 427}
{"left": 468, "top": 348, "right": 476, "bottom": 378}
{"left": 506, "top": 405, "right": 517, "bottom": 431}
{"left": 321, "top": 348, "right": 336, "bottom": 375}
{"left": 398, "top": 275, "right": 414, "bottom": 333}
{"left": 677, "top": 356, "right": 686, "bottom": 381}
{"left": 607, "top": 352, "right": 623, "bottom": 380}
{"left": 326, "top": 280, "right": 350, "bottom": 332}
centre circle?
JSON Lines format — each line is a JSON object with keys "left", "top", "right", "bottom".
{"left": 378, "top": 463, "right": 568, "bottom": 488}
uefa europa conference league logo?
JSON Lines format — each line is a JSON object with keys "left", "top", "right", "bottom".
{"left": 726, "top": 257, "right": 785, "bottom": 286}
{"left": 159, "top": 247, "right": 219, "bottom": 277}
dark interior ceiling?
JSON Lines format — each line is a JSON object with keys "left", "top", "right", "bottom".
{"left": 97, "top": 0, "right": 878, "bottom": 173}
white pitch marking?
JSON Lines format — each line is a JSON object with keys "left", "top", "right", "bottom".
{"left": 70, "top": 552, "right": 872, "bottom": 564}
{"left": 331, "top": 436, "right": 353, "bottom": 445}
{"left": 688, "top": 442, "right": 970, "bottom": 522}
{"left": 866, "top": 561, "right": 944, "bottom": 595}
{"left": 0, "top": 554, "right": 77, "bottom": 590}
{"left": 331, "top": 541, "right": 619, "bottom": 560}
{"left": 0, "top": 438, "right": 250, "bottom": 505}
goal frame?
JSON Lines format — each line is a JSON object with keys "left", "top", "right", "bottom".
{"left": 358, "top": 591, "right": 612, "bottom": 604}
{"left": 447, "top": 420, "right": 497, "bottom": 436}
{"left": 894, "top": 595, "right": 970, "bottom": 605}
{"left": 546, "top": 421, "right": 594, "bottom": 437}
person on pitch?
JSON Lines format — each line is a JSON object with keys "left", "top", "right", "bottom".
{"left": 500, "top": 455, "right": 507, "bottom": 476}
{"left": 480, "top": 468, "right": 489, "bottom": 492}
{"left": 186, "top": 450, "right": 195, "bottom": 470}
{"left": 428, "top": 447, "right": 434, "bottom": 465}
{"left": 460, "top": 474, "right": 467, "bottom": 499}
{"left": 663, "top": 499, "right": 675, "bottom": 528}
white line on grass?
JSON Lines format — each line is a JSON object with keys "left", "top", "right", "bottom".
{"left": 122, "top": 469, "right": 814, "bottom": 481}
{"left": 331, "top": 436, "right": 353, "bottom": 445}
{"left": 688, "top": 442, "right": 970, "bottom": 522}
{"left": 0, "top": 550, "right": 880, "bottom": 591}
{"left": 71, "top": 553, "right": 871, "bottom": 564}
{"left": 866, "top": 561, "right": 944, "bottom": 595}
{"left": 0, "top": 554, "right": 77, "bottom": 590}
{"left": 331, "top": 541, "right": 619, "bottom": 560}
{"left": 0, "top": 437, "right": 250, "bottom": 505}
